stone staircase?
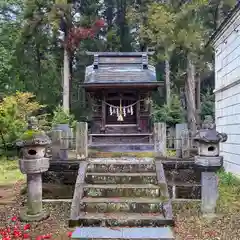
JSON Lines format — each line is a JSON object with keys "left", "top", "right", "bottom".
{"left": 70, "top": 157, "right": 174, "bottom": 239}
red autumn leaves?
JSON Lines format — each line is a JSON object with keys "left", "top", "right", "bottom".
{"left": 66, "top": 19, "right": 105, "bottom": 52}
{"left": 0, "top": 216, "right": 72, "bottom": 240}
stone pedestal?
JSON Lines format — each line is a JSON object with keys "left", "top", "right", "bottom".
{"left": 20, "top": 173, "right": 49, "bottom": 222}
{"left": 201, "top": 172, "right": 218, "bottom": 216}
{"left": 19, "top": 157, "right": 50, "bottom": 221}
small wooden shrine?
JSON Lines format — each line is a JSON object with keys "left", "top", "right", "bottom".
{"left": 82, "top": 52, "right": 164, "bottom": 147}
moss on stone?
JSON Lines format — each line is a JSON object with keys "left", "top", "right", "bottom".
{"left": 20, "top": 130, "right": 45, "bottom": 141}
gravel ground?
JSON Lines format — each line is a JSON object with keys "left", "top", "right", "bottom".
{"left": 0, "top": 181, "right": 240, "bottom": 240}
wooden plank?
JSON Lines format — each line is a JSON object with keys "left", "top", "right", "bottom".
{"left": 83, "top": 184, "right": 160, "bottom": 189}
{"left": 70, "top": 161, "right": 88, "bottom": 220}
{"left": 72, "top": 227, "right": 174, "bottom": 239}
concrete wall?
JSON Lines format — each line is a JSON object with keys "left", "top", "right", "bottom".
{"left": 214, "top": 10, "right": 240, "bottom": 176}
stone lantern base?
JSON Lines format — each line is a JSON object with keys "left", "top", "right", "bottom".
{"left": 20, "top": 208, "right": 49, "bottom": 222}
{"left": 194, "top": 156, "right": 223, "bottom": 171}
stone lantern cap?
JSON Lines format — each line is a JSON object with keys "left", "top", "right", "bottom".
{"left": 194, "top": 115, "right": 227, "bottom": 144}
{"left": 16, "top": 116, "right": 51, "bottom": 147}
{"left": 194, "top": 128, "right": 227, "bottom": 144}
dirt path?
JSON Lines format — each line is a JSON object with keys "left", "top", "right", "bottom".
{"left": 0, "top": 184, "right": 17, "bottom": 205}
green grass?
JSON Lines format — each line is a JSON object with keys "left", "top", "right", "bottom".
{"left": 217, "top": 170, "right": 240, "bottom": 212}
{"left": 0, "top": 158, "right": 25, "bottom": 185}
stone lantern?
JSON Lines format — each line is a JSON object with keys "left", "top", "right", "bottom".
{"left": 16, "top": 116, "right": 51, "bottom": 221}
{"left": 194, "top": 115, "right": 227, "bottom": 169}
{"left": 193, "top": 115, "right": 228, "bottom": 216}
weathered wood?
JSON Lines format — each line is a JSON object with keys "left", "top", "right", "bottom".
{"left": 201, "top": 171, "right": 218, "bottom": 215}
{"left": 175, "top": 123, "right": 188, "bottom": 158}
{"left": 154, "top": 122, "right": 166, "bottom": 157}
{"left": 76, "top": 122, "right": 88, "bottom": 158}
{"left": 70, "top": 161, "right": 88, "bottom": 220}
{"left": 181, "top": 130, "right": 190, "bottom": 158}
{"left": 51, "top": 130, "right": 62, "bottom": 160}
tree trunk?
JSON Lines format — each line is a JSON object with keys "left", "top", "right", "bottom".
{"left": 216, "top": 0, "right": 224, "bottom": 28}
{"left": 63, "top": 48, "right": 70, "bottom": 112}
{"left": 165, "top": 58, "right": 171, "bottom": 106}
{"left": 186, "top": 55, "right": 196, "bottom": 134}
{"left": 196, "top": 74, "right": 201, "bottom": 128}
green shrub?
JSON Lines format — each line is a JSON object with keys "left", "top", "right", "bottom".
{"left": 51, "top": 105, "right": 77, "bottom": 129}
{"left": 0, "top": 92, "right": 44, "bottom": 146}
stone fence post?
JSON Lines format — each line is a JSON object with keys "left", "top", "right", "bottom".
{"left": 175, "top": 123, "right": 188, "bottom": 158}
{"left": 181, "top": 129, "right": 190, "bottom": 158}
{"left": 76, "top": 122, "right": 88, "bottom": 159}
{"left": 154, "top": 122, "right": 166, "bottom": 157}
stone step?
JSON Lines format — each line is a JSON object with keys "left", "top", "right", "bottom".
{"left": 72, "top": 227, "right": 174, "bottom": 239}
{"left": 84, "top": 188, "right": 161, "bottom": 198}
{"left": 88, "top": 158, "right": 154, "bottom": 165}
{"left": 80, "top": 197, "right": 163, "bottom": 204}
{"left": 89, "top": 144, "right": 154, "bottom": 152}
{"left": 83, "top": 184, "right": 160, "bottom": 189}
{"left": 86, "top": 172, "right": 156, "bottom": 177}
{"left": 69, "top": 212, "right": 173, "bottom": 227}
{"left": 87, "top": 164, "right": 155, "bottom": 173}
{"left": 86, "top": 175, "right": 157, "bottom": 184}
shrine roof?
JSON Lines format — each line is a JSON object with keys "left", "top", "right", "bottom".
{"left": 84, "top": 52, "right": 159, "bottom": 86}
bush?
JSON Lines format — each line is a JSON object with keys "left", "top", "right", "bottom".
{"left": 51, "top": 105, "right": 77, "bottom": 129}
{"left": 0, "top": 92, "right": 44, "bottom": 147}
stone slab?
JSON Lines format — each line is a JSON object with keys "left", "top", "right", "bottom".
{"left": 72, "top": 227, "right": 174, "bottom": 239}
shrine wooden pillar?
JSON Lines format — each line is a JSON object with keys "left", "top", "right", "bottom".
{"left": 101, "top": 92, "right": 106, "bottom": 132}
